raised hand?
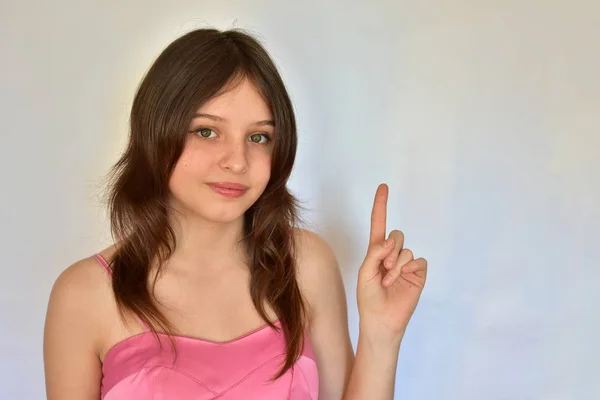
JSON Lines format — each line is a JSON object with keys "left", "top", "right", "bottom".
{"left": 356, "top": 183, "right": 428, "bottom": 341}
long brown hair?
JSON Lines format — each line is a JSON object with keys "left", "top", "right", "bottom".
{"left": 105, "top": 28, "right": 306, "bottom": 379}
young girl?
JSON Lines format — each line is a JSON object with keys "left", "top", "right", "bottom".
{"left": 43, "top": 28, "right": 427, "bottom": 400}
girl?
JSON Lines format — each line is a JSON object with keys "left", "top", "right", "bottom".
{"left": 43, "top": 28, "right": 427, "bottom": 400}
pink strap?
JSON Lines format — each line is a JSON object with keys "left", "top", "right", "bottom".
{"left": 93, "top": 253, "right": 112, "bottom": 276}
{"left": 93, "top": 253, "right": 151, "bottom": 332}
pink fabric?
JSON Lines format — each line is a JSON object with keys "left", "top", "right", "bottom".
{"left": 92, "top": 254, "right": 319, "bottom": 399}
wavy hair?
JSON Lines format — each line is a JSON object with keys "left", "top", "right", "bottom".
{"left": 105, "top": 28, "right": 306, "bottom": 379}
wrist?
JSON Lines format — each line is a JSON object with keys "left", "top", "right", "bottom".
{"left": 358, "top": 320, "right": 404, "bottom": 353}
{"left": 346, "top": 327, "right": 402, "bottom": 400}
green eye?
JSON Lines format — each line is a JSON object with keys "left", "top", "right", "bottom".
{"left": 249, "top": 133, "right": 270, "bottom": 144}
{"left": 197, "top": 128, "right": 215, "bottom": 138}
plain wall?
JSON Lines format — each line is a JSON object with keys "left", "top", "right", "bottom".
{"left": 1, "top": 1, "right": 598, "bottom": 398}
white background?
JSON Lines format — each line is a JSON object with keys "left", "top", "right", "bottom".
{"left": 1, "top": 1, "right": 599, "bottom": 398}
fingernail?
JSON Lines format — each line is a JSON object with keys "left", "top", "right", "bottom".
{"left": 383, "top": 277, "right": 393, "bottom": 286}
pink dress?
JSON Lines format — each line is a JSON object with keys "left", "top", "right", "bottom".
{"left": 93, "top": 254, "right": 319, "bottom": 400}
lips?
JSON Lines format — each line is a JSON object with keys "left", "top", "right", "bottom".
{"left": 207, "top": 182, "right": 249, "bottom": 198}
{"left": 208, "top": 182, "right": 249, "bottom": 190}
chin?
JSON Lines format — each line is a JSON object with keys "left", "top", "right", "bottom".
{"left": 170, "top": 185, "right": 264, "bottom": 224}
{"left": 193, "top": 197, "right": 254, "bottom": 224}
{"left": 200, "top": 209, "right": 246, "bottom": 224}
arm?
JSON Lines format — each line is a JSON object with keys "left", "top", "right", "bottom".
{"left": 297, "top": 185, "right": 427, "bottom": 400}
{"left": 43, "top": 259, "right": 106, "bottom": 399}
{"left": 296, "top": 229, "right": 404, "bottom": 400}
{"left": 295, "top": 229, "right": 355, "bottom": 400}
{"left": 343, "top": 183, "right": 428, "bottom": 399}
{"left": 343, "top": 328, "right": 403, "bottom": 399}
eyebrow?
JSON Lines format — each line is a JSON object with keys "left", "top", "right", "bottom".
{"left": 193, "top": 113, "right": 275, "bottom": 127}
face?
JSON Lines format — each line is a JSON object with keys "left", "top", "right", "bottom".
{"left": 168, "top": 78, "right": 275, "bottom": 223}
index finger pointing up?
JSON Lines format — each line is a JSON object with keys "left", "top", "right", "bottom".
{"left": 369, "top": 183, "right": 388, "bottom": 246}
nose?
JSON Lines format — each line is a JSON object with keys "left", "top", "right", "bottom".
{"left": 219, "top": 138, "right": 248, "bottom": 174}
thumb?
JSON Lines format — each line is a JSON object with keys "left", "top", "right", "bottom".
{"left": 360, "top": 238, "right": 395, "bottom": 276}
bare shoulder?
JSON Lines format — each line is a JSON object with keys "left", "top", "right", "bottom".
{"left": 45, "top": 248, "right": 116, "bottom": 353}
{"left": 294, "top": 227, "right": 337, "bottom": 264}
{"left": 48, "top": 252, "right": 112, "bottom": 310}
{"left": 293, "top": 228, "right": 344, "bottom": 320}
{"left": 44, "top": 250, "right": 117, "bottom": 398}
{"left": 294, "top": 228, "right": 339, "bottom": 281}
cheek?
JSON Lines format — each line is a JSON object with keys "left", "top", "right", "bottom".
{"left": 251, "top": 152, "right": 272, "bottom": 186}
{"left": 178, "top": 143, "right": 213, "bottom": 174}
{"left": 169, "top": 146, "right": 209, "bottom": 192}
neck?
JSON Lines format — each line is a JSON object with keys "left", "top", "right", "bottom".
{"left": 167, "top": 212, "right": 247, "bottom": 272}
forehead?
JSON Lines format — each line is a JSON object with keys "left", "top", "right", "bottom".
{"left": 197, "top": 78, "right": 272, "bottom": 120}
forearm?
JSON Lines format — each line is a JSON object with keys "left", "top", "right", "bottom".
{"left": 342, "top": 326, "right": 403, "bottom": 400}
